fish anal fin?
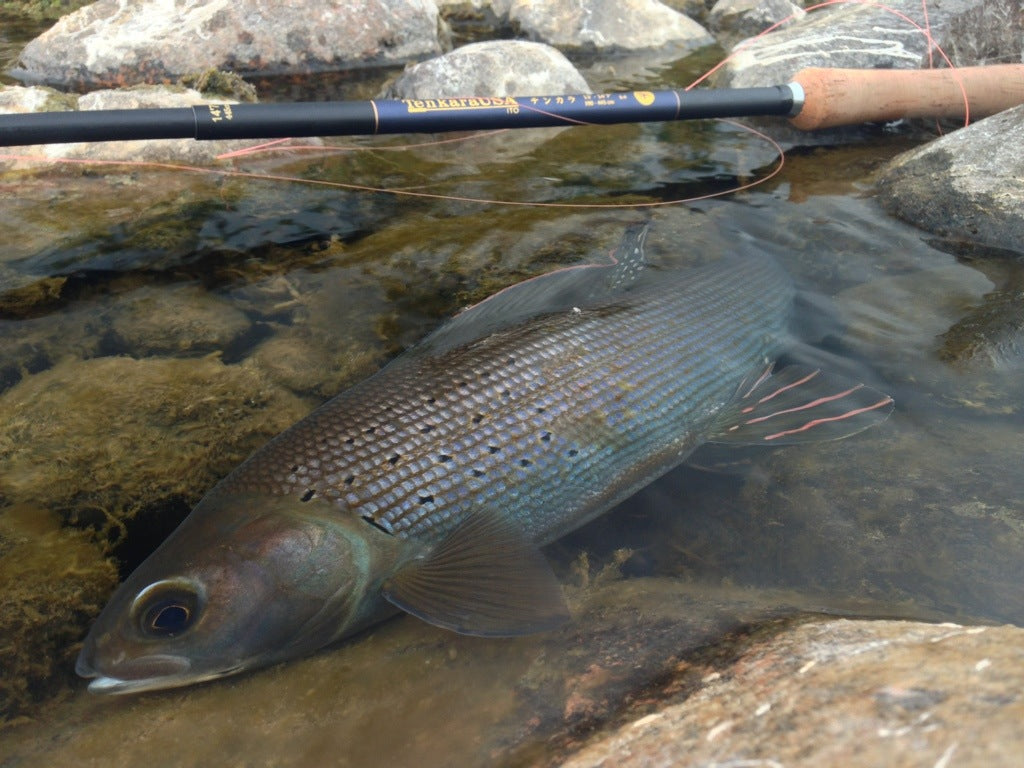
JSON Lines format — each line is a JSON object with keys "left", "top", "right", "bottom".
{"left": 382, "top": 510, "right": 570, "bottom": 637}
{"left": 709, "top": 365, "right": 894, "bottom": 446}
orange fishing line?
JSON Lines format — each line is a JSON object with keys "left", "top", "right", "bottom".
{"left": 1, "top": 0, "right": 965, "bottom": 207}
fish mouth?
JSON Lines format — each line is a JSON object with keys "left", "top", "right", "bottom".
{"left": 77, "top": 653, "right": 241, "bottom": 695}
{"left": 83, "top": 662, "right": 245, "bottom": 695}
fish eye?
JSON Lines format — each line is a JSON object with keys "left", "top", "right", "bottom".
{"left": 131, "top": 579, "right": 202, "bottom": 638}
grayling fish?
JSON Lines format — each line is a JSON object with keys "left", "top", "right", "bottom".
{"left": 76, "top": 224, "right": 893, "bottom": 694}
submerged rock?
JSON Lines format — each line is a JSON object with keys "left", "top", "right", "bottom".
{"left": 560, "top": 618, "right": 1024, "bottom": 767}
{"left": 0, "top": 355, "right": 311, "bottom": 547}
{"left": 0, "top": 574, "right": 837, "bottom": 766}
{"left": 106, "top": 284, "right": 253, "bottom": 357}
{"left": 14, "top": 0, "right": 447, "bottom": 88}
{"left": 0, "top": 505, "right": 117, "bottom": 723}
{"left": 384, "top": 40, "right": 590, "bottom": 98}
{"left": 874, "top": 104, "right": 1024, "bottom": 255}
{"left": 506, "top": 0, "right": 714, "bottom": 53}
{"left": 939, "top": 288, "right": 1024, "bottom": 371}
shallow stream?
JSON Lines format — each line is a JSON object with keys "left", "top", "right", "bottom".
{"left": 1, "top": 41, "right": 1022, "bottom": 767}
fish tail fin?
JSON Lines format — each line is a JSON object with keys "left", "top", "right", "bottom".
{"left": 708, "top": 364, "right": 894, "bottom": 445}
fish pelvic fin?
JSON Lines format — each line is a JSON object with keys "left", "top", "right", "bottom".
{"left": 708, "top": 364, "right": 894, "bottom": 446}
{"left": 382, "top": 509, "right": 570, "bottom": 637}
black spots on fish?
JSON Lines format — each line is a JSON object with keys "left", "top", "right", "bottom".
{"left": 539, "top": 431, "right": 552, "bottom": 443}
{"left": 364, "top": 426, "right": 377, "bottom": 435}
{"left": 387, "top": 453, "right": 401, "bottom": 466}
{"left": 344, "top": 437, "right": 355, "bottom": 445}
{"left": 362, "top": 515, "right": 391, "bottom": 535}
{"left": 343, "top": 475, "right": 355, "bottom": 486}
{"left": 519, "top": 458, "right": 532, "bottom": 468}
{"left": 499, "top": 389, "right": 511, "bottom": 399}
{"left": 425, "top": 396, "right": 437, "bottom": 404}
{"left": 436, "top": 454, "right": 453, "bottom": 463}
{"left": 471, "top": 414, "right": 485, "bottom": 425}
{"left": 567, "top": 448, "right": 579, "bottom": 458}
{"left": 417, "top": 492, "right": 435, "bottom": 505}
{"left": 536, "top": 406, "right": 546, "bottom": 414}
{"left": 300, "top": 489, "right": 316, "bottom": 503}
{"left": 290, "top": 464, "right": 299, "bottom": 473}
{"left": 506, "top": 356, "right": 516, "bottom": 366}
{"left": 487, "top": 445, "right": 501, "bottom": 454}
{"left": 456, "top": 380, "right": 469, "bottom": 389}
{"left": 420, "top": 424, "right": 435, "bottom": 434}
{"left": 471, "top": 468, "right": 486, "bottom": 478}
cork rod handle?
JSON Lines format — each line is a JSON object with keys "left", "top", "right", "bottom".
{"left": 789, "top": 64, "right": 1024, "bottom": 130}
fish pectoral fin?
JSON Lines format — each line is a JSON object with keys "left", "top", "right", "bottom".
{"left": 708, "top": 364, "right": 894, "bottom": 445}
{"left": 381, "top": 510, "right": 570, "bottom": 637}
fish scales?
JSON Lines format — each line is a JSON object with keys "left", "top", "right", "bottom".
{"left": 217, "top": 255, "right": 793, "bottom": 544}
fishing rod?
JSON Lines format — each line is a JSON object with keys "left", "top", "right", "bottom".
{"left": 1, "top": 65, "right": 1022, "bottom": 146}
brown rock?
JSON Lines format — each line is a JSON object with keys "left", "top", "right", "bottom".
{"left": 560, "top": 619, "right": 1024, "bottom": 767}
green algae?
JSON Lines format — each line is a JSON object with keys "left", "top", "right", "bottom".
{"left": 0, "top": 355, "right": 312, "bottom": 549}
{"left": 178, "top": 68, "right": 258, "bottom": 102}
{"left": 0, "top": 0, "right": 88, "bottom": 21}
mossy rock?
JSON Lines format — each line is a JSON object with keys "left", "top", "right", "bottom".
{"left": 0, "top": 504, "right": 118, "bottom": 722}
{"left": 0, "top": 355, "right": 313, "bottom": 549}
{"left": 0, "top": 0, "right": 91, "bottom": 20}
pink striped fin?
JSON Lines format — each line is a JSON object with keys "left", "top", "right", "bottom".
{"left": 708, "top": 365, "right": 894, "bottom": 445}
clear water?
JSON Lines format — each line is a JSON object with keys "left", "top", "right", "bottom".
{"left": 1, "top": 39, "right": 1022, "bottom": 767}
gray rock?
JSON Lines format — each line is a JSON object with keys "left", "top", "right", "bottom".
{"left": 385, "top": 40, "right": 590, "bottom": 98}
{"left": 928, "top": 0, "right": 1024, "bottom": 67}
{"left": 560, "top": 619, "right": 1024, "bottom": 767}
{"left": 718, "top": 0, "right": 978, "bottom": 88}
{"left": 874, "top": 103, "right": 1024, "bottom": 255}
{"left": 15, "top": 0, "right": 446, "bottom": 88}
{"left": 507, "top": 0, "right": 715, "bottom": 53}
{"left": 708, "top": 0, "right": 805, "bottom": 50}
{"left": 382, "top": 40, "right": 592, "bottom": 160}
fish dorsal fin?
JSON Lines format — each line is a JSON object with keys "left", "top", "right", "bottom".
{"left": 382, "top": 509, "right": 570, "bottom": 637}
{"left": 709, "top": 365, "right": 894, "bottom": 445}
{"left": 412, "top": 222, "right": 652, "bottom": 358}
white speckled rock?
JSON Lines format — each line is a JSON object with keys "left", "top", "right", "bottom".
{"left": 384, "top": 40, "right": 590, "bottom": 98}
{"left": 717, "top": 0, "right": 978, "bottom": 88}
{"left": 507, "top": 0, "right": 714, "bottom": 52}
{"left": 15, "top": 0, "right": 446, "bottom": 88}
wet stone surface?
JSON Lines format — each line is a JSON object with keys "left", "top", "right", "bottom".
{"left": 558, "top": 618, "right": 1024, "bottom": 768}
